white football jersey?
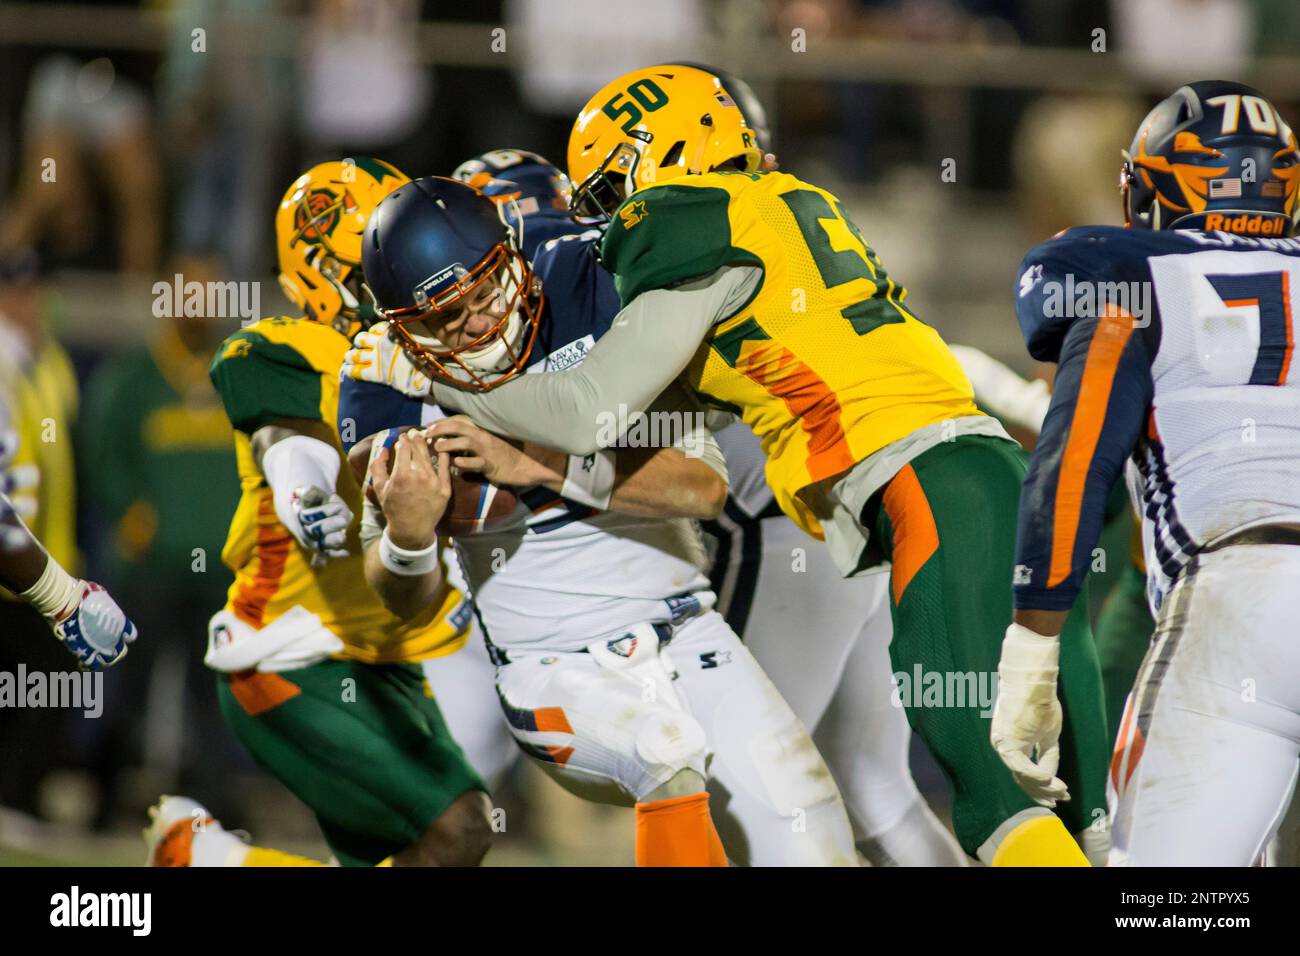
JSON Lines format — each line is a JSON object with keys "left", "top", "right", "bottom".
{"left": 1138, "top": 239, "right": 1300, "bottom": 607}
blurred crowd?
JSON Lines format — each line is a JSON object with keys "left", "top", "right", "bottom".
{"left": 0, "top": 0, "right": 1296, "bottom": 857}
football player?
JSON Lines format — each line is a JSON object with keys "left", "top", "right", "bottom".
{"left": 2, "top": 438, "right": 136, "bottom": 670}
{"left": 345, "top": 65, "right": 1110, "bottom": 865}
{"left": 442, "top": 142, "right": 960, "bottom": 865}
{"left": 145, "top": 159, "right": 490, "bottom": 868}
{"left": 993, "top": 80, "right": 1300, "bottom": 865}
{"left": 410, "top": 149, "right": 592, "bottom": 791}
{"left": 674, "top": 65, "right": 963, "bottom": 866}
{"left": 343, "top": 176, "right": 858, "bottom": 866}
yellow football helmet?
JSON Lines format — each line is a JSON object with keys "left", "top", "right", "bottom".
{"left": 275, "top": 158, "right": 410, "bottom": 335}
{"left": 568, "top": 65, "right": 763, "bottom": 220}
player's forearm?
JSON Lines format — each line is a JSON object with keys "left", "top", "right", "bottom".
{"left": 430, "top": 266, "right": 760, "bottom": 455}
{"left": 1012, "top": 608, "right": 1069, "bottom": 637}
{"left": 528, "top": 445, "right": 726, "bottom": 519}
{"left": 0, "top": 499, "right": 49, "bottom": 593}
{"left": 608, "top": 447, "right": 727, "bottom": 519}
{"left": 363, "top": 539, "right": 444, "bottom": 620}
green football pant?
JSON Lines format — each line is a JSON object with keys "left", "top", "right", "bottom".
{"left": 868, "top": 434, "right": 1109, "bottom": 857}
{"left": 217, "top": 658, "right": 486, "bottom": 866}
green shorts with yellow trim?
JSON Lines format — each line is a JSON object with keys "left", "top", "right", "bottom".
{"left": 216, "top": 658, "right": 486, "bottom": 867}
{"left": 866, "top": 434, "right": 1109, "bottom": 857}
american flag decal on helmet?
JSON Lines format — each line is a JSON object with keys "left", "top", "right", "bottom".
{"left": 1209, "top": 178, "right": 1243, "bottom": 199}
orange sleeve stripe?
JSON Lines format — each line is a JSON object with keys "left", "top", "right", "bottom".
{"left": 1280, "top": 272, "right": 1294, "bottom": 385}
{"left": 533, "top": 707, "right": 573, "bottom": 735}
{"left": 881, "top": 463, "right": 940, "bottom": 605}
{"left": 1047, "top": 305, "right": 1137, "bottom": 588}
{"left": 737, "top": 342, "right": 857, "bottom": 482}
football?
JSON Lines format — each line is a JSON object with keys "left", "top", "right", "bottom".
{"left": 347, "top": 429, "right": 518, "bottom": 536}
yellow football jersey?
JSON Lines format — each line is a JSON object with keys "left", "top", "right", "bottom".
{"left": 210, "top": 317, "right": 468, "bottom": 664}
{"left": 0, "top": 338, "right": 79, "bottom": 580}
{"left": 602, "top": 169, "right": 982, "bottom": 537}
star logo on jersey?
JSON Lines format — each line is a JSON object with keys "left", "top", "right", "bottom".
{"left": 620, "top": 200, "right": 647, "bottom": 229}
{"left": 221, "top": 338, "right": 253, "bottom": 360}
{"left": 699, "top": 650, "right": 733, "bottom": 670}
{"left": 1013, "top": 564, "right": 1033, "bottom": 586}
{"left": 1019, "top": 263, "right": 1043, "bottom": 298}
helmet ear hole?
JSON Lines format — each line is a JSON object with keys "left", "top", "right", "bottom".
{"left": 661, "top": 141, "right": 685, "bottom": 168}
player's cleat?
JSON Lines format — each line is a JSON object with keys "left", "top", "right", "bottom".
{"left": 145, "top": 795, "right": 242, "bottom": 867}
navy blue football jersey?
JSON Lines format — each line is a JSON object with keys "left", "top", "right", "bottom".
{"left": 1013, "top": 225, "right": 1300, "bottom": 612}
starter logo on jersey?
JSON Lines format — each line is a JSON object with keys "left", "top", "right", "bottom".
{"left": 1013, "top": 564, "right": 1033, "bottom": 586}
{"left": 698, "top": 650, "right": 733, "bottom": 670}
{"left": 1019, "top": 263, "right": 1044, "bottom": 298}
{"left": 620, "top": 200, "right": 648, "bottom": 229}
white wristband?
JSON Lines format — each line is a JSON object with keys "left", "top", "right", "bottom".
{"left": 378, "top": 529, "right": 440, "bottom": 577}
{"left": 561, "top": 450, "right": 616, "bottom": 510}
{"left": 21, "top": 554, "right": 82, "bottom": 621}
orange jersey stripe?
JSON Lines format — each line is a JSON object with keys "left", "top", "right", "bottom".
{"left": 232, "top": 493, "right": 294, "bottom": 627}
{"left": 881, "top": 463, "right": 940, "bottom": 605}
{"left": 1280, "top": 272, "right": 1294, "bottom": 385}
{"left": 737, "top": 342, "right": 856, "bottom": 482}
{"left": 1048, "top": 306, "right": 1137, "bottom": 588}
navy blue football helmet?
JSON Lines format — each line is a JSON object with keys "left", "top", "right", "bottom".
{"left": 362, "top": 177, "right": 543, "bottom": 391}
{"left": 452, "top": 149, "right": 573, "bottom": 216}
{"left": 1122, "top": 80, "right": 1299, "bottom": 236}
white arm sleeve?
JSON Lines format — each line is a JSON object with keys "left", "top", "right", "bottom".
{"left": 428, "top": 265, "right": 763, "bottom": 456}
{"left": 259, "top": 434, "right": 340, "bottom": 541}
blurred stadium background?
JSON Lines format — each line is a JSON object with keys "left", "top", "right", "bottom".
{"left": 0, "top": 0, "right": 1297, "bottom": 866}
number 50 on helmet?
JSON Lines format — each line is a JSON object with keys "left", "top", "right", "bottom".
{"left": 568, "top": 64, "right": 764, "bottom": 221}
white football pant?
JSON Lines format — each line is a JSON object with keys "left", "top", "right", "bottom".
{"left": 1109, "top": 543, "right": 1300, "bottom": 865}
{"left": 494, "top": 609, "right": 858, "bottom": 866}
{"left": 730, "top": 516, "right": 965, "bottom": 865}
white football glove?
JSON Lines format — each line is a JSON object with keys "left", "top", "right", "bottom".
{"left": 291, "top": 485, "right": 353, "bottom": 561}
{"left": 341, "top": 321, "right": 432, "bottom": 398}
{"left": 53, "top": 581, "right": 138, "bottom": 670}
{"left": 990, "top": 622, "right": 1070, "bottom": 807}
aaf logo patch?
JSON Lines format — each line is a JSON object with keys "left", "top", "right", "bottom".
{"left": 606, "top": 634, "right": 638, "bottom": 658}
{"left": 620, "top": 200, "right": 648, "bottom": 229}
